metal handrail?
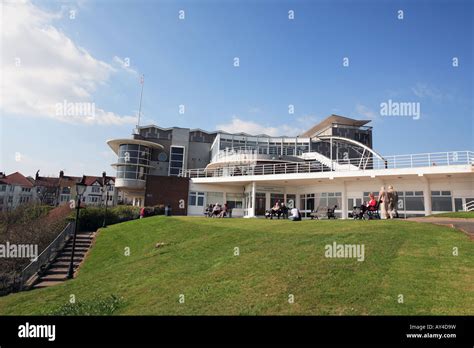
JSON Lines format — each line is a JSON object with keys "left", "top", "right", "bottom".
{"left": 19, "top": 222, "right": 75, "bottom": 289}
{"left": 464, "top": 201, "right": 474, "bottom": 212}
{"left": 181, "top": 150, "right": 474, "bottom": 178}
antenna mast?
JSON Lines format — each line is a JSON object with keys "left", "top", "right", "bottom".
{"left": 136, "top": 74, "right": 144, "bottom": 130}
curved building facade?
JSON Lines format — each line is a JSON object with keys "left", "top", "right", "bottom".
{"left": 107, "top": 138, "right": 164, "bottom": 206}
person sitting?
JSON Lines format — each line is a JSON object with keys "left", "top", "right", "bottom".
{"left": 327, "top": 205, "right": 338, "bottom": 219}
{"left": 265, "top": 209, "right": 272, "bottom": 219}
{"left": 270, "top": 201, "right": 282, "bottom": 219}
{"left": 219, "top": 203, "right": 228, "bottom": 218}
{"left": 212, "top": 203, "right": 221, "bottom": 217}
{"left": 366, "top": 193, "right": 380, "bottom": 219}
{"left": 289, "top": 207, "right": 302, "bottom": 221}
{"left": 367, "top": 193, "right": 377, "bottom": 211}
{"left": 281, "top": 203, "right": 289, "bottom": 219}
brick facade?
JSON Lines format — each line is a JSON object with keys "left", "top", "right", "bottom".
{"left": 144, "top": 176, "right": 190, "bottom": 215}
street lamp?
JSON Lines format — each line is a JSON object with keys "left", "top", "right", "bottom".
{"left": 102, "top": 173, "right": 110, "bottom": 228}
{"left": 67, "top": 180, "right": 87, "bottom": 279}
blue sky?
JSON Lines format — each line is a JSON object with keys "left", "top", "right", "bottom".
{"left": 1, "top": 0, "right": 472, "bottom": 177}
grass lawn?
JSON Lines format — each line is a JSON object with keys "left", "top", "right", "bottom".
{"left": 429, "top": 211, "right": 474, "bottom": 219}
{"left": 0, "top": 216, "right": 473, "bottom": 315}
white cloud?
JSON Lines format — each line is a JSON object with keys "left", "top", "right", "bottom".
{"left": 411, "top": 83, "right": 447, "bottom": 101}
{"left": 216, "top": 116, "right": 316, "bottom": 136}
{"left": 113, "top": 56, "right": 139, "bottom": 76}
{"left": 0, "top": 0, "right": 135, "bottom": 126}
{"left": 355, "top": 103, "right": 377, "bottom": 119}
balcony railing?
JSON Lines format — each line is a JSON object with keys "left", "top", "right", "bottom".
{"left": 181, "top": 150, "right": 474, "bottom": 179}
{"left": 211, "top": 146, "right": 309, "bottom": 163}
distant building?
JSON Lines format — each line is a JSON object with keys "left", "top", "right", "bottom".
{"left": 107, "top": 114, "right": 474, "bottom": 218}
{"left": 0, "top": 172, "right": 35, "bottom": 211}
{"left": 0, "top": 170, "right": 121, "bottom": 211}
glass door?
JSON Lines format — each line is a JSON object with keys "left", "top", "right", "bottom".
{"left": 255, "top": 192, "right": 266, "bottom": 216}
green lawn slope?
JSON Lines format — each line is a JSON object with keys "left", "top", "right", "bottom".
{"left": 0, "top": 217, "right": 472, "bottom": 315}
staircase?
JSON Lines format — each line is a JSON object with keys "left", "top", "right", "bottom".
{"left": 301, "top": 152, "right": 359, "bottom": 171}
{"left": 33, "top": 231, "right": 95, "bottom": 289}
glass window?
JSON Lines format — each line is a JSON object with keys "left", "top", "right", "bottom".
{"left": 405, "top": 196, "right": 424, "bottom": 211}
{"left": 286, "top": 194, "right": 296, "bottom": 208}
{"left": 226, "top": 193, "right": 243, "bottom": 209}
{"left": 432, "top": 197, "right": 453, "bottom": 211}
{"left": 454, "top": 198, "right": 463, "bottom": 212}
{"left": 207, "top": 192, "right": 224, "bottom": 205}
{"left": 270, "top": 193, "right": 284, "bottom": 206}
{"left": 169, "top": 146, "right": 185, "bottom": 176}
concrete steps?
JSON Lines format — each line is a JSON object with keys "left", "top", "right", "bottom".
{"left": 32, "top": 232, "right": 95, "bottom": 289}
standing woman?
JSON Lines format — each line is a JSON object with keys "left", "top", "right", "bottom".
{"left": 378, "top": 186, "right": 389, "bottom": 219}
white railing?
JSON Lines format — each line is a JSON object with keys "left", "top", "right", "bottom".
{"left": 19, "top": 222, "right": 75, "bottom": 289}
{"left": 181, "top": 150, "right": 474, "bottom": 179}
{"left": 464, "top": 201, "right": 474, "bottom": 212}
{"left": 211, "top": 146, "right": 307, "bottom": 163}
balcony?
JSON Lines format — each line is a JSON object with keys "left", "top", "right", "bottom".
{"left": 181, "top": 150, "right": 474, "bottom": 179}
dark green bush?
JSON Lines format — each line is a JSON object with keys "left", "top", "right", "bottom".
{"left": 74, "top": 205, "right": 141, "bottom": 231}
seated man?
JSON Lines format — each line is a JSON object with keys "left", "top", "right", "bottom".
{"left": 212, "top": 203, "right": 221, "bottom": 217}
{"left": 289, "top": 207, "right": 302, "bottom": 221}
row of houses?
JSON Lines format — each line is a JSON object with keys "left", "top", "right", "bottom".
{"left": 0, "top": 170, "right": 123, "bottom": 212}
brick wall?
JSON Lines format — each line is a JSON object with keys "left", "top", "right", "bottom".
{"left": 144, "top": 176, "right": 190, "bottom": 215}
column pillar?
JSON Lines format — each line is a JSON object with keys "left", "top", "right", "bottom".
{"left": 422, "top": 176, "right": 432, "bottom": 216}
{"left": 341, "top": 180, "right": 347, "bottom": 219}
{"left": 247, "top": 182, "right": 256, "bottom": 217}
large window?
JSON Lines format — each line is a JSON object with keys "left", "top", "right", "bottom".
{"left": 116, "top": 143, "right": 151, "bottom": 181}
{"left": 226, "top": 193, "right": 243, "bottom": 209}
{"left": 207, "top": 192, "right": 224, "bottom": 205}
{"left": 189, "top": 192, "right": 205, "bottom": 206}
{"left": 431, "top": 191, "right": 453, "bottom": 211}
{"left": 398, "top": 191, "right": 425, "bottom": 211}
{"left": 169, "top": 146, "right": 185, "bottom": 176}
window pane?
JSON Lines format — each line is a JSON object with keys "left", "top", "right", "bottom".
{"left": 431, "top": 197, "right": 452, "bottom": 211}
{"left": 405, "top": 197, "right": 424, "bottom": 211}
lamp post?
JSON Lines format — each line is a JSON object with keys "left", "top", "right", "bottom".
{"left": 67, "top": 181, "right": 86, "bottom": 279}
{"left": 102, "top": 175, "right": 110, "bottom": 228}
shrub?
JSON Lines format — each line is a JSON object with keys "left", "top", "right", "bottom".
{"left": 74, "top": 205, "right": 141, "bottom": 232}
{"left": 0, "top": 204, "right": 72, "bottom": 295}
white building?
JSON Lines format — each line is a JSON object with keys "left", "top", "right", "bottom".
{"left": 0, "top": 172, "right": 35, "bottom": 211}
{"left": 107, "top": 115, "right": 474, "bottom": 217}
